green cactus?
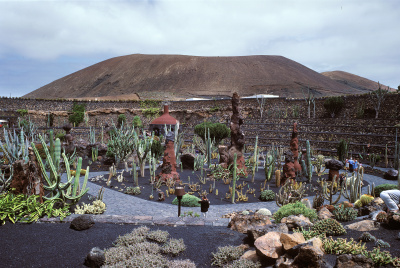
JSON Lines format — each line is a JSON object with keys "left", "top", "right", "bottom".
{"left": 264, "top": 151, "right": 275, "bottom": 182}
{"left": 311, "top": 218, "right": 346, "bottom": 236}
{"left": 251, "top": 135, "right": 258, "bottom": 183}
{"left": 231, "top": 153, "right": 237, "bottom": 204}
{"left": 31, "top": 135, "right": 89, "bottom": 204}
{"left": 342, "top": 168, "right": 363, "bottom": 203}
{"left": 132, "top": 161, "right": 138, "bottom": 187}
{"left": 0, "top": 166, "right": 13, "bottom": 194}
{"left": 321, "top": 176, "right": 342, "bottom": 205}
{"left": 0, "top": 128, "right": 29, "bottom": 165}
{"left": 306, "top": 140, "right": 312, "bottom": 182}
{"left": 133, "top": 131, "right": 153, "bottom": 177}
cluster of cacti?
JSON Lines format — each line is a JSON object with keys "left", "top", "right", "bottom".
{"left": 263, "top": 151, "right": 275, "bottom": 182}
{"left": 376, "top": 211, "right": 388, "bottom": 223}
{"left": 125, "top": 186, "right": 141, "bottom": 195}
{"left": 0, "top": 128, "right": 29, "bottom": 165}
{"left": 106, "top": 124, "right": 136, "bottom": 166}
{"left": 231, "top": 153, "right": 238, "bottom": 204}
{"left": 375, "top": 239, "right": 390, "bottom": 248}
{"left": 332, "top": 204, "right": 358, "bottom": 222}
{"left": 363, "top": 248, "right": 398, "bottom": 267}
{"left": 322, "top": 237, "right": 366, "bottom": 255}
{"left": 320, "top": 176, "right": 342, "bottom": 205}
{"left": 273, "top": 201, "right": 317, "bottom": 223}
{"left": 259, "top": 189, "right": 275, "bottom": 201}
{"left": 211, "top": 245, "right": 245, "bottom": 267}
{"left": 32, "top": 134, "right": 89, "bottom": 204}
{"left": 358, "top": 232, "right": 377, "bottom": 242}
{"left": 354, "top": 194, "right": 374, "bottom": 208}
{"left": 276, "top": 180, "right": 308, "bottom": 207}
{"left": 311, "top": 218, "right": 346, "bottom": 236}
{"left": 300, "top": 140, "right": 313, "bottom": 182}
{"left": 74, "top": 200, "right": 106, "bottom": 214}
{"left": 133, "top": 130, "right": 154, "bottom": 177}
{"left": 342, "top": 168, "right": 363, "bottom": 203}
{"left": 313, "top": 155, "right": 326, "bottom": 177}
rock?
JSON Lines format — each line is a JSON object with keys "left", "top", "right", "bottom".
{"left": 275, "top": 254, "right": 296, "bottom": 268}
{"left": 280, "top": 233, "right": 306, "bottom": 251}
{"left": 180, "top": 153, "right": 195, "bottom": 170}
{"left": 281, "top": 215, "right": 313, "bottom": 231}
{"left": 103, "top": 156, "right": 115, "bottom": 166}
{"left": 386, "top": 212, "right": 400, "bottom": 229}
{"left": 228, "top": 213, "right": 272, "bottom": 234}
{"left": 281, "top": 151, "right": 295, "bottom": 185}
{"left": 247, "top": 223, "right": 289, "bottom": 245}
{"left": 334, "top": 254, "right": 374, "bottom": 268}
{"left": 218, "top": 145, "right": 229, "bottom": 167}
{"left": 325, "top": 159, "right": 343, "bottom": 181}
{"left": 359, "top": 204, "right": 381, "bottom": 216}
{"left": 157, "top": 132, "right": 179, "bottom": 182}
{"left": 70, "top": 215, "right": 95, "bottom": 231}
{"left": 219, "top": 93, "right": 247, "bottom": 176}
{"left": 74, "top": 139, "right": 90, "bottom": 158}
{"left": 240, "top": 250, "right": 262, "bottom": 263}
{"left": 318, "top": 207, "right": 334, "bottom": 220}
{"left": 254, "top": 231, "right": 283, "bottom": 260}
{"left": 291, "top": 237, "right": 325, "bottom": 267}
{"left": 345, "top": 220, "right": 379, "bottom": 232}
{"left": 290, "top": 122, "right": 301, "bottom": 174}
{"left": 384, "top": 169, "right": 398, "bottom": 180}
{"left": 84, "top": 247, "right": 105, "bottom": 268}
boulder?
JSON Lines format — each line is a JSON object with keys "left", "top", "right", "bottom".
{"left": 318, "top": 207, "right": 334, "bottom": 220}
{"left": 275, "top": 254, "right": 296, "bottom": 268}
{"left": 74, "top": 139, "right": 90, "bottom": 158}
{"left": 384, "top": 169, "right": 398, "bottom": 180}
{"left": 84, "top": 247, "right": 105, "bottom": 268}
{"left": 254, "top": 231, "right": 283, "bottom": 260}
{"left": 291, "top": 237, "right": 325, "bottom": 267}
{"left": 70, "top": 215, "right": 95, "bottom": 231}
{"left": 386, "top": 212, "right": 400, "bottom": 229}
{"left": 281, "top": 215, "right": 313, "bottom": 231}
{"left": 280, "top": 233, "right": 306, "bottom": 251}
{"left": 228, "top": 213, "right": 272, "bottom": 234}
{"left": 334, "top": 254, "right": 374, "bottom": 268}
{"left": 240, "top": 250, "right": 262, "bottom": 263}
{"left": 247, "top": 223, "right": 289, "bottom": 245}
{"left": 345, "top": 220, "right": 379, "bottom": 232}
{"left": 180, "top": 153, "right": 195, "bottom": 170}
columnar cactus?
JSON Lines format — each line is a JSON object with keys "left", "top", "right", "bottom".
{"left": 231, "top": 153, "right": 237, "bottom": 204}
{"left": 321, "top": 176, "right": 343, "bottom": 205}
{"left": 342, "top": 168, "right": 363, "bottom": 203}
{"left": 133, "top": 131, "right": 153, "bottom": 177}
{"left": 0, "top": 128, "right": 29, "bottom": 165}
{"left": 251, "top": 135, "right": 258, "bottom": 182}
{"left": 306, "top": 140, "right": 312, "bottom": 182}
{"left": 264, "top": 152, "right": 275, "bottom": 182}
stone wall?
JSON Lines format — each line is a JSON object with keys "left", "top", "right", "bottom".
{"left": 1, "top": 93, "right": 399, "bottom": 160}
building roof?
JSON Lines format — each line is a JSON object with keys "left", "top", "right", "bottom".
{"left": 150, "top": 105, "right": 178, "bottom": 125}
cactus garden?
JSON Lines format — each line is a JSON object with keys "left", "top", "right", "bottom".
{"left": 1, "top": 92, "right": 400, "bottom": 267}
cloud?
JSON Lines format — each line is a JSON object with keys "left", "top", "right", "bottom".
{"left": 0, "top": 0, "right": 399, "bottom": 95}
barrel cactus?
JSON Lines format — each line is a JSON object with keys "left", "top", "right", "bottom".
{"left": 311, "top": 218, "right": 346, "bottom": 236}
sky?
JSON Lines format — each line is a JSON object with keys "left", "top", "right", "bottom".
{"left": 0, "top": 0, "right": 399, "bottom": 97}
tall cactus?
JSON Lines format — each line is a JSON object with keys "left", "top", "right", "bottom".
{"left": 264, "top": 152, "right": 276, "bottom": 182}
{"left": 31, "top": 135, "right": 89, "bottom": 204}
{"left": 231, "top": 153, "right": 237, "bottom": 204}
{"left": 342, "top": 167, "right": 363, "bottom": 203}
{"left": 0, "top": 128, "right": 29, "bottom": 165}
{"left": 132, "top": 161, "right": 138, "bottom": 187}
{"left": 251, "top": 136, "right": 258, "bottom": 182}
{"left": 306, "top": 140, "right": 312, "bottom": 182}
{"left": 321, "top": 176, "right": 342, "bottom": 205}
{"left": 133, "top": 131, "right": 153, "bottom": 177}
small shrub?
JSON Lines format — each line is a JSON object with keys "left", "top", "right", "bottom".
{"left": 168, "top": 259, "right": 196, "bottom": 268}
{"left": 260, "top": 189, "right": 275, "bottom": 201}
{"left": 333, "top": 205, "right": 358, "bottom": 222}
{"left": 16, "top": 109, "right": 28, "bottom": 117}
{"left": 311, "top": 218, "right": 346, "bottom": 236}
{"left": 146, "top": 230, "right": 169, "bottom": 243}
{"left": 126, "top": 242, "right": 160, "bottom": 255}
{"left": 125, "top": 186, "right": 141, "bottom": 195}
{"left": 273, "top": 202, "right": 318, "bottom": 223}
{"left": 223, "top": 259, "right": 262, "bottom": 268}
{"left": 114, "top": 233, "right": 146, "bottom": 247}
{"left": 132, "top": 115, "right": 143, "bottom": 128}
{"left": 122, "top": 253, "right": 168, "bottom": 268}
{"left": 194, "top": 121, "right": 230, "bottom": 145}
{"left": 211, "top": 245, "right": 244, "bottom": 267}
{"left": 117, "top": 114, "right": 126, "bottom": 128}
{"left": 54, "top": 133, "right": 65, "bottom": 142}
{"left": 324, "top": 96, "right": 344, "bottom": 118}
{"left": 172, "top": 194, "right": 201, "bottom": 207}
{"left": 161, "top": 238, "right": 186, "bottom": 255}
{"left": 68, "top": 102, "right": 86, "bottom": 126}
{"left": 374, "top": 184, "right": 398, "bottom": 197}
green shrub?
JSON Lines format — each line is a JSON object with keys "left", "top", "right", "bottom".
{"left": 311, "top": 218, "right": 346, "bottom": 236}
{"left": 273, "top": 202, "right": 318, "bottom": 223}
{"left": 150, "top": 139, "right": 164, "bottom": 159}
{"left": 323, "top": 237, "right": 366, "bottom": 255}
{"left": 333, "top": 205, "right": 358, "bottom": 222}
{"left": 117, "top": 114, "right": 126, "bottom": 128}
{"left": 132, "top": 116, "right": 143, "bottom": 128}
{"left": 337, "top": 139, "right": 348, "bottom": 162}
{"left": 374, "top": 184, "right": 398, "bottom": 197}
{"left": 146, "top": 230, "right": 169, "bottom": 243}
{"left": 55, "top": 132, "right": 65, "bottom": 142}
{"left": 68, "top": 102, "right": 86, "bottom": 126}
{"left": 324, "top": 96, "right": 344, "bottom": 118}
{"left": 211, "top": 245, "right": 244, "bottom": 267}
{"left": 16, "top": 109, "right": 28, "bottom": 117}
{"left": 172, "top": 194, "right": 200, "bottom": 207}
{"left": 260, "top": 189, "right": 275, "bottom": 201}
{"left": 143, "top": 107, "right": 160, "bottom": 119}
{"left": 194, "top": 121, "right": 230, "bottom": 144}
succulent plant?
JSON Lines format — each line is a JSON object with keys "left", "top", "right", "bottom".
{"left": 358, "top": 232, "right": 377, "bottom": 242}
{"left": 146, "top": 230, "right": 169, "bottom": 243}
{"left": 360, "top": 194, "right": 374, "bottom": 206}
{"left": 376, "top": 211, "right": 388, "bottom": 223}
{"left": 322, "top": 237, "right": 366, "bottom": 255}
{"left": 260, "top": 189, "right": 275, "bottom": 201}
{"left": 74, "top": 200, "right": 106, "bottom": 215}
{"left": 333, "top": 204, "right": 358, "bottom": 222}
{"left": 223, "top": 259, "right": 262, "bottom": 268}
{"left": 241, "top": 210, "right": 250, "bottom": 215}
{"left": 168, "top": 259, "right": 197, "bottom": 268}
{"left": 211, "top": 246, "right": 245, "bottom": 267}
{"left": 273, "top": 201, "right": 317, "bottom": 223}
{"left": 354, "top": 199, "right": 363, "bottom": 208}
{"left": 375, "top": 239, "right": 390, "bottom": 248}
{"left": 125, "top": 186, "right": 141, "bottom": 195}
{"left": 311, "top": 218, "right": 346, "bottom": 236}
{"left": 256, "top": 208, "right": 272, "bottom": 216}
{"left": 161, "top": 238, "right": 186, "bottom": 255}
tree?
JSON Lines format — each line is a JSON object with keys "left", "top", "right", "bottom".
{"left": 323, "top": 96, "right": 344, "bottom": 118}
{"left": 370, "top": 82, "right": 389, "bottom": 119}
{"left": 302, "top": 87, "right": 315, "bottom": 118}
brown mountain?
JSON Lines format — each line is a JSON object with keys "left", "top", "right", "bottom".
{"left": 321, "top": 71, "right": 394, "bottom": 92}
{"left": 24, "top": 54, "right": 375, "bottom": 100}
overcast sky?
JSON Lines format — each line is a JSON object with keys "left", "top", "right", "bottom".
{"left": 0, "top": 0, "right": 399, "bottom": 97}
